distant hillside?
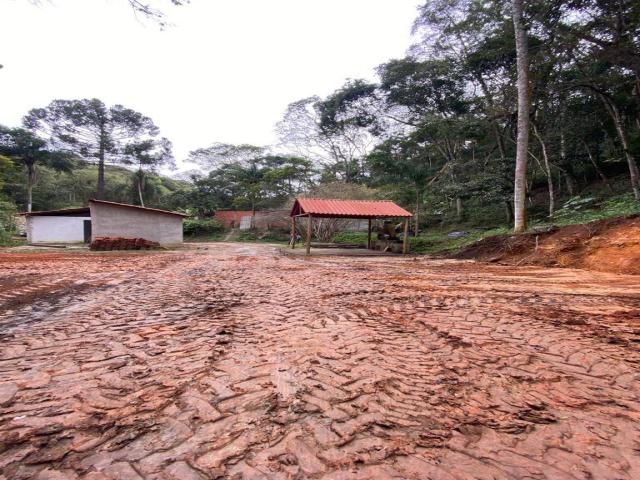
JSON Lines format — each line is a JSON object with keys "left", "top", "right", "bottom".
{"left": 6, "top": 163, "right": 193, "bottom": 213}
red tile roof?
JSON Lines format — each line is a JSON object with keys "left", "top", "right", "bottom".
{"left": 290, "top": 198, "right": 412, "bottom": 218}
{"left": 90, "top": 199, "right": 188, "bottom": 217}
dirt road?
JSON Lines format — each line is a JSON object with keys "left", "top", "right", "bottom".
{"left": 1, "top": 244, "right": 639, "bottom": 479}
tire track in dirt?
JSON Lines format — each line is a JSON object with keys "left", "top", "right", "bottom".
{"left": 0, "top": 245, "right": 639, "bottom": 479}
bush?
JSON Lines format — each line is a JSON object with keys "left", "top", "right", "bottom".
{"left": 0, "top": 200, "right": 18, "bottom": 246}
{"left": 183, "top": 218, "right": 225, "bottom": 237}
{"left": 331, "top": 232, "right": 368, "bottom": 245}
{"left": 236, "top": 229, "right": 289, "bottom": 243}
{"left": 532, "top": 193, "right": 640, "bottom": 227}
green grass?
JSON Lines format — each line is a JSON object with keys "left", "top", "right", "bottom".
{"left": 409, "top": 227, "right": 510, "bottom": 254}
{"left": 0, "top": 233, "right": 27, "bottom": 247}
{"left": 331, "top": 228, "right": 510, "bottom": 255}
{"left": 331, "top": 232, "right": 369, "bottom": 245}
{"left": 235, "top": 230, "right": 289, "bottom": 243}
{"left": 531, "top": 192, "right": 640, "bottom": 228}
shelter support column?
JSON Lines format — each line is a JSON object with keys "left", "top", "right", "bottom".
{"left": 306, "top": 214, "right": 312, "bottom": 255}
{"left": 367, "top": 218, "right": 372, "bottom": 249}
{"left": 291, "top": 216, "right": 296, "bottom": 249}
{"left": 402, "top": 218, "right": 409, "bottom": 254}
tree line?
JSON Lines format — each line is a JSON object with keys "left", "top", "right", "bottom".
{"left": 277, "top": 0, "right": 640, "bottom": 232}
{"left": 0, "top": 102, "right": 316, "bottom": 217}
{"left": 2, "top": 0, "right": 639, "bottom": 235}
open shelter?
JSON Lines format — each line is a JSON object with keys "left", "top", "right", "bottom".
{"left": 289, "top": 198, "right": 413, "bottom": 255}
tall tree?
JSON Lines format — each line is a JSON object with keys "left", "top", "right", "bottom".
{"left": 24, "top": 99, "right": 163, "bottom": 199}
{"left": 0, "top": 126, "right": 74, "bottom": 212}
{"left": 123, "top": 137, "right": 173, "bottom": 206}
{"left": 367, "top": 137, "right": 436, "bottom": 236}
{"left": 189, "top": 153, "right": 314, "bottom": 216}
{"left": 277, "top": 94, "right": 373, "bottom": 183}
{"left": 512, "top": 0, "right": 530, "bottom": 232}
{"left": 187, "top": 143, "right": 266, "bottom": 170}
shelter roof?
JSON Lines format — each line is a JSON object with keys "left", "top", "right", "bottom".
{"left": 290, "top": 198, "right": 411, "bottom": 219}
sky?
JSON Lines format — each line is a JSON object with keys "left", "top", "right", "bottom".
{"left": 0, "top": 0, "right": 421, "bottom": 166}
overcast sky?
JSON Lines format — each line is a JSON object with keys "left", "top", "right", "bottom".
{"left": 0, "top": 0, "right": 420, "bottom": 164}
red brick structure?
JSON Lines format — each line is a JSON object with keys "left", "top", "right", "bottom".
{"left": 214, "top": 211, "right": 252, "bottom": 229}
{"left": 214, "top": 210, "right": 289, "bottom": 230}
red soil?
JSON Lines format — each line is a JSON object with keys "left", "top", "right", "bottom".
{"left": 454, "top": 215, "right": 640, "bottom": 275}
{"left": 0, "top": 244, "right": 639, "bottom": 478}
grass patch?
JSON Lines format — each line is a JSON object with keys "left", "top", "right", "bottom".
{"left": 536, "top": 193, "right": 640, "bottom": 227}
{"left": 0, "top": 233, "right": 27, "bottom": 247}
{"left": 409, "top": 227, "right": 510, "bottom": 254}
{"left": 183, "top": 219, "right": 225, "bottom": 237}
{"left": 332, "top": 232, "right": 368, "bottom": 245}
{"left": 331, "top": 228, "right": 510, "bottom": 255}
{"left": 236, "top": 230, "right": 289, "bottom": 243}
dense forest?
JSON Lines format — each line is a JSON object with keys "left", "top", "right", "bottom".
{"left": 2, "top": 0, "right": 640, "bottom": 239}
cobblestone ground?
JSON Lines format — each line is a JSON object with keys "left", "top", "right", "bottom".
{"left": 1, "top": 244, "right": 640, "bottom": 480}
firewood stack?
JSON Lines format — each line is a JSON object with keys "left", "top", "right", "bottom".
{"left": 90, "top": 237, "right": 160, "bottom": 251}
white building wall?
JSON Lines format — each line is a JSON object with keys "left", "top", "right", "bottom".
{"left": 27, "top": 216, "right": 91, "bottom": 243}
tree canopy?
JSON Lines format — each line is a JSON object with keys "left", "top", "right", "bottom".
{"left": 3, "top": 0, "right": 640, "bottom": 237}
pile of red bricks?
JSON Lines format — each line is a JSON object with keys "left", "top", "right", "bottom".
{"left": 90, "top": 237, "right": 160, "bottom": 251}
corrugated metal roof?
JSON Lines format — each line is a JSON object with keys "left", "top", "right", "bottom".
{"left": 290, "top": 198, "right": 412, "bottom": 218}
{"left": 90, "top": 199, "right": 188, "bottom": 217}
{"left": 21, "top": 207, "right": 90, "bottom": 217}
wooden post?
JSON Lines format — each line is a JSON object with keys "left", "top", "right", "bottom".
{"left": 367, "top": 218, "right": 372, "bottom": 249}
{"left": 306, "top": 214, "right": 312, "bottom": 255}
{"left": 291, "top": 216, "right": 296, "bottom": 249}
{"left": 402, "top": 218, "right": 409, "bottom": 254}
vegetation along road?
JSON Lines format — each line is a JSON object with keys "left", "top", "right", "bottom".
{"left": 1, "top": 244, "right": 639, "bottom": 479}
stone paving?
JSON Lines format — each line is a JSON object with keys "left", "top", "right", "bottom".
{"left": 1, "top": 243, "right": 639, "bottom": 479}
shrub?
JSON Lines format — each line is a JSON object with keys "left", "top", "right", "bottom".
{"left": 236, "top": 229, "right": 289, "bottom": 243}
{"left": 0, "top": 200, "right": 18, "bottom": 246}
{"left": 183, "top": 218, "right": 225, "bottom": 237}
{"left": 331, "top": 232, "right": 368, "bottom": 245}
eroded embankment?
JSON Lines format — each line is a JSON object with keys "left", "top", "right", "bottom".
{"left": 453, "top": 214, "right": 640, "bottom": 274}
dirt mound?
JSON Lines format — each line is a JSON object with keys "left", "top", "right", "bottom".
{"left": 453, "top": 215, "right": 640, "bottom": 275}
{"left": 90, "top": 236, "right": 160, "bottom": 250}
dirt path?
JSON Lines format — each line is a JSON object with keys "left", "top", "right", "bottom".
{"left": 1, "top": 244, "right": 639, "bottom": 479}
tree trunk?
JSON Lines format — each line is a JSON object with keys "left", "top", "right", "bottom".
{"left": 97, "top": 124, "right": 106, "bottom": 199}
{"left": 584, "top": 141, "right": 612, "bottom": 192}
{"left": 456, "top": 197, "right": 463, "bottom": 221}
{"left": 504, "top": 200, "right": 514, "bottom": 224}
{"left": 512, "top": 0, "right": 530, "bottom": 233}
{"left": 137, "top": 169, "right": 145, "bottom": 207}
{"left": 564, "top": 172, "right": 577, "bottom": 196}
{"left": 414, "top": 187, "right": 420, "bottom": 237}
{"left": 532, "top": 125, "right": 554, "bottom": 216}
{"left": 26, "top": 162, "right": 36, "bottom": 213}
{"left": 598, "top": 93, "right": 640, "bottom": 200}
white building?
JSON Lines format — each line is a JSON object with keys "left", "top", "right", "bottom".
{"left": 23, "top": 200, "right": 186, "bottom": 245}
{"left": 25, "top": 207, "right": 91, "bottom": 244}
